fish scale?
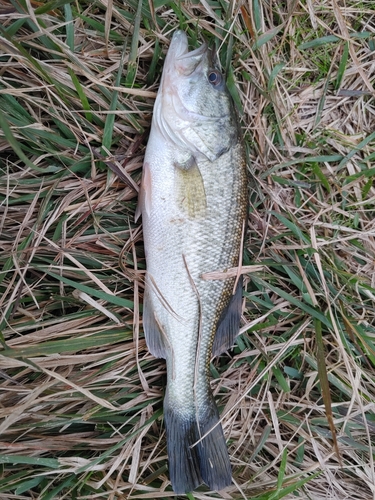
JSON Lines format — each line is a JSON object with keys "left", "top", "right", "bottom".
{"left": 138, "top": 30, "right": 248, "bottom": 493}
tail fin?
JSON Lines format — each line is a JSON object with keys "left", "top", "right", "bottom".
{"left": 164, "top": 393, "right": 232, "bottom": 494}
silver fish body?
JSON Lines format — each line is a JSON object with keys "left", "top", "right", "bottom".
{"left": 138, "top": 30, "right": 248, "bottom": 493}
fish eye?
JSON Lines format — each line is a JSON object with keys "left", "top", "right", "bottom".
{"left": 208, "top": 70, "right": 222, "bottom": 86}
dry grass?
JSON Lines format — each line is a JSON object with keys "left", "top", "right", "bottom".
{"left": 0, "top": 0, "right": 375, "bottom": 498}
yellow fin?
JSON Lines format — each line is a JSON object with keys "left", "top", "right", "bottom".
{"left": 175, "top": 160, "right": 206, "bottom": 218}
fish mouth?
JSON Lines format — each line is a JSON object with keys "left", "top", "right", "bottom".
{"left": 173, "top": 31, "right": 207, "bottom": 59}
{"left": 167, "top": 30, "right": 209, "bottom": 75}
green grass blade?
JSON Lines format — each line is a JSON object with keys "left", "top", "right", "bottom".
{"left": 268, "top": 62, "right": 286, "bottom": 91}
{"left": 1, "top": 330, "right": 128, "bottom": 358}
{"left": 315, "top": 318, "right": 341, "bottom": 464}
{"left": 270, "top": 212, "right": 310, "bottom": 244}
{"left": 338, "top": 130, "right": 375, "bottom": 171}
{"left": 44, "top": 271, "right": 134, "bottom": 309}
{"left": 311, "top": 162, "right": 331, "bottom": 191}
{"left": 69, "top": 69, "right": 93, "bottom": 122}
{"left": 125, "top": 0, "right": 143, "bottom": 87}
{"left": 252, "top": 25, "right": 283, "bottom": 51}
{"left": 0, "top": 114, "right": 45, "bottom": 172}
{"left": 252, "top": 276, "right": 331, "bottom": 327}
{"left": 101, "top": 42, "right": 128, "bottom": 157}
{"left": 299, "top": 31, "right": 372, "bottom": 50}
{"left": 34, "top": 0, "right": 75, "bottom": 15}
{"left": 64, "top": 2, "right": 74, "bottom": 52}
{"left": 335, "top": 41, "right": 349, "bottom": 90}
{"left": 0, "top": 455, "right": 60, "bottom": 468}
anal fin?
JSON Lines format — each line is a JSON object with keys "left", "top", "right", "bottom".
{"left": 212, "top": 276, "right": 243, "bottom": 357}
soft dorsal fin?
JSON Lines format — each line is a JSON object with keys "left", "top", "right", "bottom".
{"left": 212, "top": 276, "right": 243, "bottom": 357}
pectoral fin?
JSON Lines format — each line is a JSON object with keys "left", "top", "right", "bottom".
{"left": 212, "top": 277, "right": 243, "bottom": 357}
{"left": 175, "top": 160, "right": 206, "bottom": 218}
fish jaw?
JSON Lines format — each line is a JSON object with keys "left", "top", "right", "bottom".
{"left": 164, "top": 30, "right": 208, "bottom": 77}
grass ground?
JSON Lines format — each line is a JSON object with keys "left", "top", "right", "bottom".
{"left": 0, "top": 0, "right": 375, "bottom": 499}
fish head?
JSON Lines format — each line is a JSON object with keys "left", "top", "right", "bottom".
{"left": 155, "top": 30, "right": 239, "bottom": 162}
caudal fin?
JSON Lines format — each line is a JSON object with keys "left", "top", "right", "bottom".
{"left": 164, "top": 394, "right": 232, "bottom": 494}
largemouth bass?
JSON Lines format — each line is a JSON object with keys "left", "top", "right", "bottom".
{"left": 138, "top": 30, "right": 248, "bottom": 493}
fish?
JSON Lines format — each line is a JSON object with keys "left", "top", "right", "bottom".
{"left": 137, "top": 30, "right": 248, "bottom": 494}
